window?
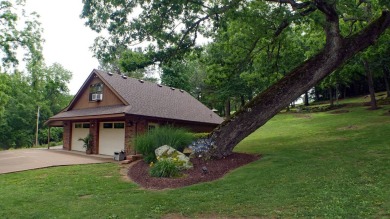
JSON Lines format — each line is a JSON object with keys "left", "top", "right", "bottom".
{"left": 148, "top": 123, "right": 159, "bottom": 132}
{"left": 103, "top": 122, "right": 124, "bottom": 129}
{"left": 114, "top": 123, "right": 124, "bottom": 129}
{"left": 74, "top": 123, "right": 89, "bottom": 129}
{"left": 103, "top": 123, "right": 113, "bottom": 128}
{"left": 89, "top": 82, "right": 104, "bottom": 101}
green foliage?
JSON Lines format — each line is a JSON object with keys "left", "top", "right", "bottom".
{"left": 135, "top": 126, "right": 195, "bottom": 163}
{"left": 81, "top": 0, "right": 389, "bottom": 121}
{"left": 0, "top": 0, "right": 43, "bottom": 69}
{"left": 119, "top": 50, "right": 153, "bottom": 72}
{"left": 192, "top": 132, "right": 209, "bottom": 139}
{"left": 38, "top": 127, "right": 63, "bottom": 144}
{"left": 78, "top": 134, "right": 93, "bottom": 150}
{"left": 149, "top": 159, "right": 181, "bottom": 178}
{"left": 295, "top": 104, "right": 345, "bottom": 113}
{"left": 1, "top": 98, "right": 390, "bottom": 218}
{"left": 157, "top": 151, "right": 192, "bottom": 171}
{"left": 0, "top": 63, "right": 72, "bottom": 149}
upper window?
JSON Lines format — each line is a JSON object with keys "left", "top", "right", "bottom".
{"left": 89, "top": 83, "right": 104, "bottom": 101}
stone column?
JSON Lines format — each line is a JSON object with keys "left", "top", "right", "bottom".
{"left": 90, "top": 120, "right": 99, "bottom": 154}
{"left": 125, "top": 118, "right": 136, "bottom": 155}
{"left": 63, "top": 121, "right": 71, "bottom": 151}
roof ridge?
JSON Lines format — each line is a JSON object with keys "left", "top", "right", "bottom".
{"left": 94, "top": 69, "right": 188, "bottom": 93}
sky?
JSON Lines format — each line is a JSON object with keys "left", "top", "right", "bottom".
{"left": 25, "top": 0, "right": 100, "bottom": 94}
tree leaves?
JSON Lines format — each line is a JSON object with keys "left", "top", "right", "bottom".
{"left": 0, "top": 0, "right": 43, "bottom": 69}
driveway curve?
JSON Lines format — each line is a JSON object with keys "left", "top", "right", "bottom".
{"left": 0, "top": 148, "right": 112, "bottom": 174}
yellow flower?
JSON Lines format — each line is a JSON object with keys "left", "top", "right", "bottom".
{"left": 157, "top": 156, "right": 160, "bottom": 160}
{"left": 149, "top": 162, "right": 154, "bottom": 167}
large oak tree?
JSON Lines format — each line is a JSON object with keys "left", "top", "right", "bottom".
{"left": 81, "top": 0, "right": 390, "bottom": 158}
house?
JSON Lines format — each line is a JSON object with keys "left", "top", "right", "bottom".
{"left": 46, "top": 69, "right": 223, "bottom": 156}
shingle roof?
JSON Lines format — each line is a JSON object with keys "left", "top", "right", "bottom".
{"left": 51, "top": 69, "right": 223, "bottom": 125}
{"left": 50, "top": 105, "right": 127, "bottom": 119}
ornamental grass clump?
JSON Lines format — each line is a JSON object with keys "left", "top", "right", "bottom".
{"left": 134, "top": 126, "right": 195, "bottom": 163}
{"left": 149, "top": 159, "right": 181, "bottom": 178}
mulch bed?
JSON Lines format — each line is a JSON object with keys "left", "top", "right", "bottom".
{"left": 128, "top": 152, "right": 260, "bottom": 190}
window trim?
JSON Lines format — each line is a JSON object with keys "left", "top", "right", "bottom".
{"left": 102, "top": 122, "right": 125, "bottom": 129}
{"left": 74, "top": 123, "right": 90, "bottom": 129}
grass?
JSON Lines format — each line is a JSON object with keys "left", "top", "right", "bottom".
{"left": 1, "top": 97, "right": 390, "bottom": 218}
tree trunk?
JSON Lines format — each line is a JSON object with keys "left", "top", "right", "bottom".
{"left": 304, "top": 91, "right": 309, "bottom": 106}
{"left": 335, "top": 85, "right": 339, "bottom": 105}
{"left": 329, "top": 88, "right": 334, "bottom": 107}
{"left": 207, "top": 11, "right": 390, "bottom": 159}
{"left": 363, "top": 59, "right": 378, "bottom": 110}
{"left": 343, "top": 86, "right": 347, "bottom": 99}
{"left": 240, "top": 95, "right": 246, "bottom": 108}
{"left": 225, "top": 98, "right": 231, "bottom": 120}
{"left": 383, "top": 66, "right": 390, "bottom": 97}
{"left": 314, "top": 87, "right": 320, "bottom": 101}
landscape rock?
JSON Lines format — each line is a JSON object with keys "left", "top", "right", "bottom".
{"left": 155, "top": 145, "right": 192, "bottom": 170}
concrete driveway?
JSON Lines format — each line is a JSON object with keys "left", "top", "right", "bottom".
{"left": 0, "top": 147, "right": 113, "bottom": 174}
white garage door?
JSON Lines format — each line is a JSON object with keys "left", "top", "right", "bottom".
{"left": 99, "top": 122, "right": 125, "bottom": 156}
{"left": 71, "top": 123, "right": 90, "bottom": 152}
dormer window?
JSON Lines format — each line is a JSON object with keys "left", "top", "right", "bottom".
{"left": 89, "top": 83, "right": 104, "bottom": 101}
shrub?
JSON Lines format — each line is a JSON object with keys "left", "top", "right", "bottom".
{"left": 149, "top": 159, "right": 180, "bottom": 178}
{"left": 135, "top": 126, "right": 195, "bottom": 163}
{"left": 192, "top": 132, "right": 210, "bottom": 139}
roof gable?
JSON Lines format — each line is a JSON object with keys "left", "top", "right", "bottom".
{"left": 95, "top": 69, "right": 223, "bottom": 124}
{"left": 66, "top": 70, "right": 127, "bottom": 111}
{"left": 52, "top": 69, "right": 223, "bottom": 125}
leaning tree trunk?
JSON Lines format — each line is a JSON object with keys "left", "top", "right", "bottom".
{"left": 208, "top": 11, "right": 390, "bottom": 159}
{"left": 363, "top": 59, "right": 378, "bottom": 110}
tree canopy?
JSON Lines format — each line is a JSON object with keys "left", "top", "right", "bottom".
{"left": 0, "top": 2, "right": 72, "bottom": 149}
{"left": 81, "top": 0, "right": 390, "bottom": 158}
{"left": 0, "top": 0, "right": 43, "bottom": 70}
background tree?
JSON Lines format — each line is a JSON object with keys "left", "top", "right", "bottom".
{"left": 0, "top": 1, "right": 73, "bottom": 149}
{"left": 0, "top": 63, "right": 73, "bottom": 149}
{"left": 81, "top": 0, "right": 390, "bottom": 158}
{"left": 0, "top": 0, "right": 43, "bottom": 70}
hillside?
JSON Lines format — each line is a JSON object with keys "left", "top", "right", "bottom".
{"left": 0, "top": 94, "right": 389, "bottom": 218}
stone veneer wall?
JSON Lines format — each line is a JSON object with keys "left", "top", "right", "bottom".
{"left": 124, "top": 117, "right": 135, "bottom": 155}
{"left": 90, "top": 119, "right": 99, "bottom": 154}
{"left": 63, "top": 121, "right": 71, "bottom": 150}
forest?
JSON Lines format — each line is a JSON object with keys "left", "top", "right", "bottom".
{"left": 1, "top": 0, "right": 389, "bottom": 151}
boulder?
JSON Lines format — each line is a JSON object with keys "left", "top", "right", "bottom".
{"left": 155, "top": 145, "right": 193, "bottom": 170}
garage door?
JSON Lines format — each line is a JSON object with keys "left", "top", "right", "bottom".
{"left": 71, "top": 123, "right": 90, "bottom": 152}
{"left": 99, "top": 122, "right": 125, "bottom": 156}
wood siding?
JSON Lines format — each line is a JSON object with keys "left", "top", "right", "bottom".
{"left": 72, "top": 77, "right": 124, "bottom": 110}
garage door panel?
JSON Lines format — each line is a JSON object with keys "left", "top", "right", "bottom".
{"left": 71, "top": 123, "right": 90, "bottom": 152}
{"left": 99, "top": 122, "right": 125, "bottom": 156}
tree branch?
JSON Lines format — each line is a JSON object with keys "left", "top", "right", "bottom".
{"left": 266, "top": 0, "right": 312, "bottom": 10}
{"left": 209, "top": 10, "right": 390, "bottom": 158}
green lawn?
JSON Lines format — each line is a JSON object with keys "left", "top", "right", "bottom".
{"left": 1, "top": 99, "right": 390, "bottom": 218}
